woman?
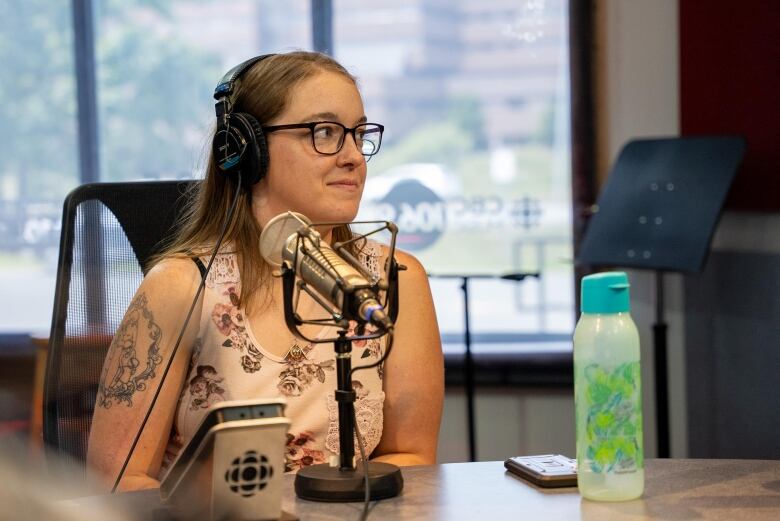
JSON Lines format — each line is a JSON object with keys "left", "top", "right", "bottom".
{"left": 87, "top": 51, "right": 444, "bottom": 491}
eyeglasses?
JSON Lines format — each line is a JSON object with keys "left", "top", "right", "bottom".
{"left": 262, "top": 121, "right": 384, "bottom": 158}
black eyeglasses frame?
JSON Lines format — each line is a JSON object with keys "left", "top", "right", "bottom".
{"left": 262, "top": 121, "right": 384, "bottom": 158}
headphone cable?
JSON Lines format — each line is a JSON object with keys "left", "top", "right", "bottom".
{"left": 354, "top": 401, "right": 371, "bottom": 521}
{"left": 111, "top": 172, "right": 243, "bottom": 493}
{"left": 350, "top": 329, "right": 394, "bottom": 521}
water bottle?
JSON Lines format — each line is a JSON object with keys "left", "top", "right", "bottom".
{"left": 574, "top": 272, "right": 644, "bottom": 501}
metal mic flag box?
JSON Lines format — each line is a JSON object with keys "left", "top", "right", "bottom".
{"left": 160, "top": 400, "right": 292, "bottom": 521}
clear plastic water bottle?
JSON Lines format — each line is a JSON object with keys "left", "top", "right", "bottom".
{"left": 574, "top": 272, "right": 644, "bottom": 501}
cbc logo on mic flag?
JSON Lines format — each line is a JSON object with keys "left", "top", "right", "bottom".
{"left": 224, "top": 450, "right": 274, "bottom": 497}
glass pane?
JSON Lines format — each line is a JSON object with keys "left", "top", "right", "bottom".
{"left": 0, "top": 1, "right": 312, "bottom": 334}
{"left": 339, "top": 0, "right": 574, "bottom": 352}
{"left": 0, "top": 2, "right": 78, "bottom": 333}
{"left": 94, "top": 0, "right": 311, "bottom": 183}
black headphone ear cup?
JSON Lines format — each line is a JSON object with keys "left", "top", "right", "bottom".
{"left": 235, "top": 112, "right": 269, "bottom": 186}
{"left": 212, "top": 112, "right": 269, "bottom": 188}
{"left": 213, "top": 115, "right": 243, "bottom": 173}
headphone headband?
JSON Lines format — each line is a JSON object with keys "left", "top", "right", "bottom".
{"left": 214, "top": 54, "right": 276, "bottom": 102}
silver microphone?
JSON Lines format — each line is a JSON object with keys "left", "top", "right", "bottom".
{"left": 259, "top": 212, "right": 393, "bottom": 330}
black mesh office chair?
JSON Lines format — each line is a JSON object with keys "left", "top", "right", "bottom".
{"left": 43, "top": 180, "right": 196, "bottom": 471}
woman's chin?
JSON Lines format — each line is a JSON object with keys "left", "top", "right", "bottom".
{"left": 310, "top": 207, "right": 360, "bottom": 225}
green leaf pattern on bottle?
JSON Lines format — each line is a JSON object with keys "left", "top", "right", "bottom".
{"left": 583, "top": 362, "right": 643, "bottom": 474}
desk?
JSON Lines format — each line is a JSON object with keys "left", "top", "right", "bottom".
{"left": 29, "top": 333, "right": 49, "bottom": 450}
{"left": 65, "top": 459, "right": 780, "bottom": 520}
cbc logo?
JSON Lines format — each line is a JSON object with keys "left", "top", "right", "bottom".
{"left": 224, "top": 451, "right": 274, "bottom": 497}
{"left": 379, "top": 180, "right": 445, "bottom": 252}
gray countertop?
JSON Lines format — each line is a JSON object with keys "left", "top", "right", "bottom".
{"left": 64, "top": 459, "right": 780, "bottom": 520}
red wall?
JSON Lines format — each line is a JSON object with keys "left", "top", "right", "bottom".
{"left": 679, "top": 1, "right": 780, "bottom": 212}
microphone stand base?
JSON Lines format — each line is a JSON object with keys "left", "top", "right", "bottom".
{"left": 294, "top": 461, "right": 403, "bottom": 502}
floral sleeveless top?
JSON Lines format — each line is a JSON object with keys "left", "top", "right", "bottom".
{"left": 163, "top": 240, "right": 386, "bottom": 473}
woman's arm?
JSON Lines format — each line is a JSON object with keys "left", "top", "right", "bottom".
{"left": 86, "top": 257, "right": 203, "bottom": 491}
{"left": 371, "top": 250, "right": 444, "bottom": 466}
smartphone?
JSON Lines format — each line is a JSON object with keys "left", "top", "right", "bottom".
{"left": 504, "top": 454, "right": 578, "bottom": 488}
{"left": 160, "top": 398, "right": 286, "bottom": 497}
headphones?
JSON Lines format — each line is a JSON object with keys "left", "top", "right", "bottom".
{"left": 212, "top": 54, "right": 276, "bottom": 188}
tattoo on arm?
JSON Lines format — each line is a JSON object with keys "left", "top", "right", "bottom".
{"left": 97, "top": 293, "right": 163, "bottom": 409}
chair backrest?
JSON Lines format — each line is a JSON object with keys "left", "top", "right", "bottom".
{"left": 43, "top": 180, "right": 196, "bottom": 469}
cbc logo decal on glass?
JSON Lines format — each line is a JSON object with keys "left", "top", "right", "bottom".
{"left": 224, "top": 450, "right": 274, "bottom": 497}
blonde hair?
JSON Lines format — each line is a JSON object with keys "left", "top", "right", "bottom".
{"left": 155, "top": 52, "right": 359, "bottom": 312}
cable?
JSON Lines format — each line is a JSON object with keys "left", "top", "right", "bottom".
{"left": 349, "top": 251, "right": 398, "bottom": 379}
{"left": 353, "top": 400, "right": 371, "bottom": 521}
{"left": 111, "top": 172, "right": 243, "bottom": 493}
{"left": 349, "top": 329, "right": 394, "bottom": 520}
{"left": 350, "top": 328, "right": 393, "bottom": 380}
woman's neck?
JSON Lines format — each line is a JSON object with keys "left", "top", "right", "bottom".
{"left": 313, "top": 225, "right": 335, "bottom": 244}
{"left": 251, "top": 192, "right": 334, "bottom": 244}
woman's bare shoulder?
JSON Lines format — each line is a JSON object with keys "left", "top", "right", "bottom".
{"left": 143, "top": 255, "right": 203, "bottom": 292}
{"left": 393, "top": 248, "right": 425, "bottom": 272}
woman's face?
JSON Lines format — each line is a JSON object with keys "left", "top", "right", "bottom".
{"left": 253, "top": 70, "right": 368, "bottom": 231}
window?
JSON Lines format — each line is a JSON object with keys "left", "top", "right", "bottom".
{"left": 337, "top": 0, "right": 574, "bottom": 353}
{"left": 0, "top": 0, "right": 310, "bottom": 333}
{"left": 95, "top": 0, "right": 311, "bottom": 184}
{"left": 0, "top": 2, "right": 78, "bottom": 333}
{"left": 1, "top": 0, "right": 573, "bottom": 354}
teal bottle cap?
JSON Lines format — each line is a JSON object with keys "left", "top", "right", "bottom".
{"left": 581, "top": 271, "right": 631, "bottom": 313}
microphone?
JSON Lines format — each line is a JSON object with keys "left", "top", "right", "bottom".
{"left": 260, "top": 212, "right": 393, "bottom": 331}
{"left": 262, "top": 212, "right": 403, "bottom": 503}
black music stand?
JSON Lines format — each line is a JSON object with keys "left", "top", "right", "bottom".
{"left": 429, "top": 272, "right": 538, "bottom": 462}
{"left": 577, "top": 136, "right": 745, "bottom": 458}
